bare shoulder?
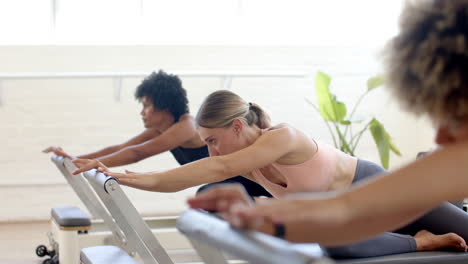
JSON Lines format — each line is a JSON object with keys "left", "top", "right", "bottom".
{"left": 265, "top": 123, "right": 299, "bottom": 136}
{"left": 177, "top": 114, "right": 197, "bottom": 127}
{"left": 261, "top": 123, "right": 300, "bottom": 143}
{"left": 266, "top": 123, "right": 314, "bottom": 144}
{"left": 265, "top": 123, "right": 316, "bottom": 163}
{"left": 178, "top": 113, "right": 195, "bottom": 122}
{"left": 163, "top": 114, "right": 199, "bottom": 143}
{"left": 268, "top": 122, "right": 289, "bottom": 130}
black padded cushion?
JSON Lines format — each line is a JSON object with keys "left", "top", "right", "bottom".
{"left": 51, "top": 206, "right": 91, "bottom": 227}
{"left": 336, "top": 251, "right": 468, "bottom": 264}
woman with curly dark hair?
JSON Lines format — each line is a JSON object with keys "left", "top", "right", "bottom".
{"left": 44, "top": 70, "right": 271, "bottom": 198}
{"left": 189, "top": 0, "right": 468, "bottom": 250}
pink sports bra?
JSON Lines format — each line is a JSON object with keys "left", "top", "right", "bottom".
{"left": 251, "top": 136, "right": 337, "bottom": 198}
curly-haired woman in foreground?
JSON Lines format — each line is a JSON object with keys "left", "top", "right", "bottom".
{"left": 188, "top": 0, "right": 468, "bottom": 248}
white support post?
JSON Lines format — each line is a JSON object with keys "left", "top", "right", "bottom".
{"left": 113, "top": 77, "right": 123, "bottom": 102}
{"left": 222, "top": 76, "right": 233, "bottom": 90}
{"left": 0, "top": 80, "right": 3, "bottom": 106}
{"left": 237, "top": 0, "right": 243, "bottom": 15}
{"left": 140, "top": 0, "right": 144, "bottom": 16}
{"left": 51, "top": 0, "right": 57, "bottom": 29}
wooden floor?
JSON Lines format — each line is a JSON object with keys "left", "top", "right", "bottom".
{"left": 0, "top": 221, "right": 48, "bottom": 264}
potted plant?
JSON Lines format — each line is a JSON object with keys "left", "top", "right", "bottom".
{"left": 307, "top": 72, "right": 401, "bottom": 169}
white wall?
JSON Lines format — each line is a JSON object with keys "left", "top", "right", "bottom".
{"left": 0, "top": 45, "right": 435, "bottom": 222}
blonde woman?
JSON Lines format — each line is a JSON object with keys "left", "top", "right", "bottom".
{"left": 44, "top": 70, "right": 270, "bottom": 198}
{"left": 189, "top": 0, "right": 468, "bottom": 250}
{"left": 76, "top": 89, "right": 468, "bottom": 257}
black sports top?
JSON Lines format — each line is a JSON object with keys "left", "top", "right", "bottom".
{"left": 170, "top": 145, "right": 209, "bottom": 165}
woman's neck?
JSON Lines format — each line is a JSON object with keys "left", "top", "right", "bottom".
{"left": 156, "top": 112, "right": 178, "bottom": 133}
{"left": 244, "top": 126, "right": 262, "bottom": 146}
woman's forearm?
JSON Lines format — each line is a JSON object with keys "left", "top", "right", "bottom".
{"left": 96, "top": 140, "right": 177, "bottom": 168}
{"left": 96, "top": 147, "right": 145, "bottom": 168}
{"left": 78, "top": 128, "right": 162, "bottom": 161}
{"left": 147, "top": 156, "right": 232, "bottom": 192}
{"left": 77, "top": 145, "right": 122, "bottom": 160}
{"left": 263, "top": 185, "right": 429, "bottom": 245}
{"left": 343, "top": 145, "right": 468, "bottom": 237}
{"left": 282, "top": 197, "right": 350, "bottom": 244}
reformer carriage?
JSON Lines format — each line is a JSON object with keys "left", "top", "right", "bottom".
{"left": 36, "top": 155, "right": 468, "bottom": 264}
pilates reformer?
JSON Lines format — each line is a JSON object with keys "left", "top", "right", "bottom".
{"left": 176, "top": 209, "right": 468, "bottom": 264}
{"left": 36, "top": 156, "right": 195, "bottom": 264}
{"left": 77, "top": 169, "right": 175, "bottom": 264}
{"left": 38, "top": 156, "right": 331, "bottom": 264}
{"left": 176, "top": 209, "right": 331, "bottom": 264}
{"left": 38, "top": 155, "right": 468, "bottom": 264}
{"left": 76, "top": 171, "right": 468, "bottom": 264}
{"left": 76, "top": 168, "right": 330, "bottom": 264}
{"left": 169, "top": 152, "right": 468, "bottom": 264}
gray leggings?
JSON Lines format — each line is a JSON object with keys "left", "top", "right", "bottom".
{"left": 326, "top": 159, "right": 468, "bottom": 259}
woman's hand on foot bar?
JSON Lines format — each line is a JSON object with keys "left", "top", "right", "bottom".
{"left": 104, "top": 170, "right": 159, "bottom": 191}
{"left": 188, "top": 184, "right": 253, "bottom": 213}
{"left": 188, "top": 185, "right": 278, "bottom": 234}
{"left": 42, "top": 146, "right": 74, "bottom": 159}
{"left": 189, "top": 186, "right": 350, "bottom": 242}
{"left": 72, "top": 159, "right": 109, "bottom": 175}
{"left": 230, "top": 196, "right": 351, "bottom": 243}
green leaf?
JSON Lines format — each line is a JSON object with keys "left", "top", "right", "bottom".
{"left": 340, "top": 120, "right": 352, "bottom": 125}
{"left": 389, "top": 138, "right": 402, "bottom": 156}
{"left": 367, "top": 75, "right": 384, "bottom": 91}
{"left": 369, "top": 118, "right": 390, "bottom": 169}
{"left": 334, "top": 124, "right": 353, "bottom": 155}
{"left": 315, "top": 72, "right": 347, "bottom": 122}
{"left": 305, "top": 97, "right": 339, "bottom": 148}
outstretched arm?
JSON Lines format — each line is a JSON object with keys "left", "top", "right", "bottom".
{"left": 93, "top": 116, "right": 199, "bottom": 167}
{"left": 102, "top": 126, "right": 303, "bottom": 192}
{"left": 204, "top": 141, "right": 468, "bottom": 245}
{"left": 43, "top": 128, "right": 159, "bottom": 160}
{"left": 42, "top": 146, "right": 75, "bottom": 159}
{"left": 70, "top": 116, "right": 201, "bottom": 173}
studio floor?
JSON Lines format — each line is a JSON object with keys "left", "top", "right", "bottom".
{"left": 0, "top": 221, "right": 48, "bottom": 264}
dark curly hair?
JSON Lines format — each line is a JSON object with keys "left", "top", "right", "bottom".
{"left": 384, "top": 0, "right": 468, "bottom": 125}
{"left": 135, "top": 70, "right": 189, "bottom": 121}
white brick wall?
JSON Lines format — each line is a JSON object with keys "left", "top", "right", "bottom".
{"left": 0, "top": 46, "right": 435, "bottom": 221}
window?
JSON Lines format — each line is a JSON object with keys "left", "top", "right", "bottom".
{"left": 0, "top": 0, "right": 404, "bottom": 46}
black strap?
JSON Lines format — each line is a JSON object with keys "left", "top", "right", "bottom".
{"left": 274, "top": 223, "right": 286, "bottom": 239}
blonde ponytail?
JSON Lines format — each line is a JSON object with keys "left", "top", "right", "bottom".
{"left": 196, "top": 90, "right": 271, "bottom": 129}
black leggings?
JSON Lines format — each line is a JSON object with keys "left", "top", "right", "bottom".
{"left": 326, "top": 159, "right": 468, "bottom": 258}
{"left": 197, "top": 176, "right": 273, "bottom": 198}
